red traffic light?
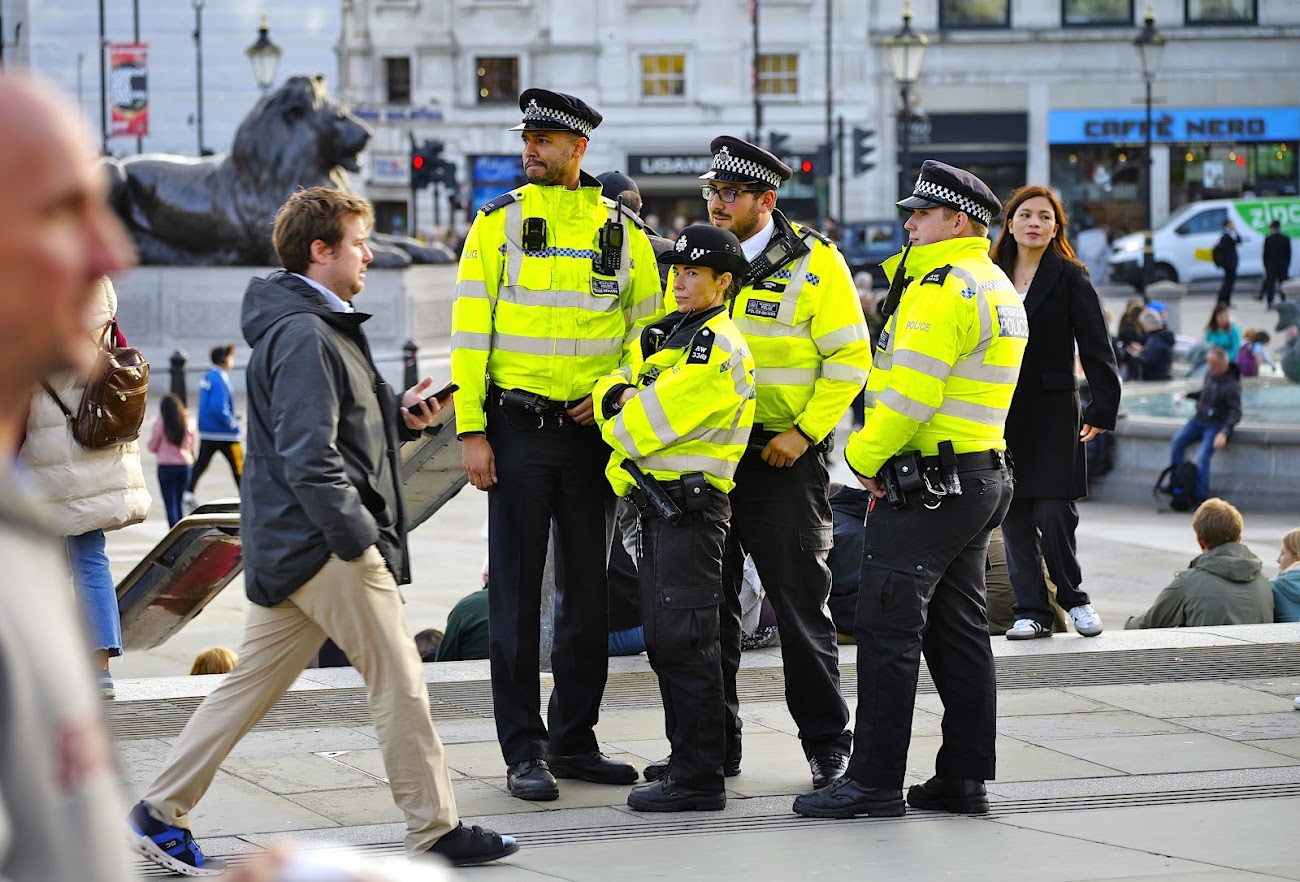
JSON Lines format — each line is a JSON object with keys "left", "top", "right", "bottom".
{"left": 801, "top": 159, "right": 813, "bottom": 173}
{"left": 413, "top": 156, "right": 425, "bottom": 170}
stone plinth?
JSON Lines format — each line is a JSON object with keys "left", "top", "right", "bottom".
{"left": 111, "top": 264, "right": 460, "bottom": 392}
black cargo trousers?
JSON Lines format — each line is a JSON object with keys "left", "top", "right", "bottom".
{"left": 847, "top": 463, "right": 1014, "bottom": 790}
{"left": 720, "top": 441, "right": 853, "bottom": 764}
{"left": 634, "top": 484, "right": 732, "bottom": 794}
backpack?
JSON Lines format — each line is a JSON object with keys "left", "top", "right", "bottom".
{"left": 1212, "top": 237, "right": 1230, "bottom": 269}
{"left": 1154, "top": 461, "right": 1198, "bottom": 512}
{"left": 43, "top": 319, "right": 150, "bottom": 449}
{"left": 1236, "top": 341, "right": 1258, "bottom": 377}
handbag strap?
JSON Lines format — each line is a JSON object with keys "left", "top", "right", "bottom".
{"left": 40, "top": 380, "right": 74, "bottom": 420}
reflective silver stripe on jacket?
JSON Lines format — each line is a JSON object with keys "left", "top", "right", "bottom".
{"left": 638, "top": 452, "right": 741, "bottom": 478}
{"left": 451, "top": 331, "right": 492, "bottom": 351}
{"left": 491, "top": 333, "right": 623, "bottom": 358}
{"left": 496, "top": 285, "right": 621, "bottom": 313}
{"left": 936, "top": 397, "right": 1009, "bottom": 426}
{"left": 878, "top": 386, "right": 936, "bottom": 422}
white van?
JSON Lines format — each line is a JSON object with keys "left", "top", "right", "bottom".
{"left": 1108, "top": 197, "right": 1300, "bottom": 289}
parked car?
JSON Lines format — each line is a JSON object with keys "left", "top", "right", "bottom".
{"left": 1108, "top": 196, "right": 1300, "bottom": 289}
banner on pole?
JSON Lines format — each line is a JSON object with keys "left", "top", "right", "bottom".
{"left": 110, "top": 43, "right": 149, "bottom": 137}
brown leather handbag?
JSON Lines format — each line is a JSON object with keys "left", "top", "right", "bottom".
{"left": 43, "top": 319, "right": 150, "bottom": 449}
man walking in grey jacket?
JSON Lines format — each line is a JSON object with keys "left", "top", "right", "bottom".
{"left": 128, "top": 187, "right": 518, "bottom": 874}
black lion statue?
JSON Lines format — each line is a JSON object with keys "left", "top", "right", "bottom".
{"left": 106, "top": 75, "right": 447, "bottom": 268}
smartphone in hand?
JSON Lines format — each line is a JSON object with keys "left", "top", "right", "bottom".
{"left": 407, "top": 382, "right": 458, "bottom": 415}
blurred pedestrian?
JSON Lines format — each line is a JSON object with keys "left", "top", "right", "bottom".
{"left": 0, "top": 69, "right": 137, "bottom": 882}
{"left": 1212, "top": 218, "right": 1242, "bottom": 305}
{"left": 127, "top": 187, "right": 517, "bottom": 875}
{"left": 1169, "top": 346, "right": 1241, "bottom": 505}
{"left": 1114, "top": 299, "right": 1146, "bottom": 380}
{"left": 1132, "top": 308, "right": 1175, "bottom": 381}
{"left": 187, "top": 344, "right": 242, "bottom": 507}
{"left": 1260, "top": 220, "right": 1291, "bottom": 308}
{"left": 1204, "top": 302, "right": 1241, "bottom": 360}
{"left": 1272, "top": 528, "right": 1300, "bottom": 624}
{"left": 990, "top": 185, "right": 1120, "bottom": 640}
{"left": 189, "top": 647, "right": 238, "bottom": 675}
{"left": 149, "top": 394, "right": 198, "bottom": 527}
{"left": 20, "top": 275, "right": 151, "bottom": 698}
{"left": 1235, "top": 329, "right": 1276, "bottom": 377}
{"left": 1073, "top": 214, "right": 1110, "bottom": 285}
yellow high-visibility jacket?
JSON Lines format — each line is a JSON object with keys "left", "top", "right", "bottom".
{"left": 594, "top": 305, "right": 756, "bottom": 497}
{"left": 665, "top": 211, "right": 869, "bottom": 444}
{"left": 450, "top": 174, "right": 664, "bottom": 435}
{"left": 845, "top": 236, "right": 1028, "bottom": 478}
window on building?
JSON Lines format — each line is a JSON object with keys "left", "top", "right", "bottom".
{"left": 1186, "top": 0, "right": 1256, "bottom": 24}
{"left": 939, "top": 0, "right": 1010, "bottom": 28}
{"left": 384, "top": 57, "right": 411, "bottom": 105}
{"left": 475, "top": 57, "right": 518, "bottom": 104}
{"left": 758, "top": 53, "right": 799, "bottom": 97}
{"left": 1062, "top": 0, "right": 1132, "bottom": 26}
{"left": 640, "top": 55, "right": 686, "bottom": 99}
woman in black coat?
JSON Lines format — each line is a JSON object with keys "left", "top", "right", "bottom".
{"left": 991, "top": 186, "right": 1121, "bottom": 640}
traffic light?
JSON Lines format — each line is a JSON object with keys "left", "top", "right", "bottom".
{"left": 410, "top": 139, "right": 445, "bottom": 190}
{"left": 852, "top": 126, "right": 877, "bottom": 176}
{"left": 815, "top": 143, "right": 832, "bottom": 178}
{"left": 796, "top": 155, "right": 815, "bottom": 185}
{"left": 767, "top": 131, "right": 790, "bottom": 156}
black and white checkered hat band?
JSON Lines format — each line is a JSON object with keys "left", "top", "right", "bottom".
{"left": 913, "top": 178, "right": 994, "bottom": 225}
{"left": 708, "top": 147, "right": 783, "bottom": 188}
{"left": 522, "top": 100, "right": 593, "bottom": 137}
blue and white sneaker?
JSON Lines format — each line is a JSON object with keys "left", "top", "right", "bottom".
{"left": 127, "top": 801, "right": 227, "bottom": 876}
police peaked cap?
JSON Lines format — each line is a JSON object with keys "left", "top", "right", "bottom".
{"left": 510, "top": 89, "right": 602, "bottom": 138}
{"left": 658, "top": 224, "right": 751, "bottom": 279}
{"left": 896, "top": 159, "right": 1001, "bottom": 226}
{"left": 700, "top": 135, "right": 792, "bottom": 189}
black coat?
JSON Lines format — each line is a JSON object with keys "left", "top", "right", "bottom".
{"left": 240, "top": 272, "right": 419, "bottom": 606}
{"left": 1264, "top": 232, "right": 1292, "bottom": 277}
{"left": 1004, "top": 250, "right": 1121, "bottom": 500}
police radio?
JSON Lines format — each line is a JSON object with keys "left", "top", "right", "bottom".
{"left": 744, "top": 236, "right": 798, "bottom": 285}
{"left": 593, "top": 198, "right": 626, "bottom": 276}
{"left": 880, "top": 242, "right": 914, "bottom": 320}
{"left": 522, "top": 217, "right": 547, "bottom": 252}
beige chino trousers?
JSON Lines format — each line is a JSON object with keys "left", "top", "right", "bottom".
{"left": 142, "top": 547, "right": 459, "bottom": 853}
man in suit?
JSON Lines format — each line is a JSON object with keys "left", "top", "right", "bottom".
{"left": 1214, "top": 219, "right": 1242, "bottom": 305}
{"left": 1261, "top": 220, "right": 1291, "bottom": 308}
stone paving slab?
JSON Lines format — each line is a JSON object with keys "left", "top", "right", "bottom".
{"left": 1063, "top": 682, "right": 1291, "bottom": 717}
{"left": 1245, "top": 738, "right": 1300, "bottom": 761}
{"left": 1041, "top": 732, "right": 1297, "bottom": 775}
{"left": 1169, "top": 713, "right": 1300, "bottom": 741}
{"left": 996, "top": 711, "right": 1194, "bottom": 742}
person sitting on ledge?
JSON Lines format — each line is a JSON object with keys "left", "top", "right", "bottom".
{"left": 1126, "top": 498, "right": 1274, "bottom": 630}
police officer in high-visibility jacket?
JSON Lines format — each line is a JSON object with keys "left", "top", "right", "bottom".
{"left": 594, "top": 225, "right": 756, "bottom": 813}
{"left": 795, "top": 160, "right": 1026, "bottom": 821}
{"left": 642, "top": 136, "right": 869, "bottom": 791}
{"left": 449, "top": 89, "right": 662, "bottom": 802}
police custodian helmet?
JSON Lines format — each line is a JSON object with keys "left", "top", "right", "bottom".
{"left": 658, "top": 224, "right": 751, "bottom": 279}
{"left": 509, "top": 88, "right": 603, "bottom": 138}
{"left": 896, "top": 159, "right": 1001, "bottom": 226}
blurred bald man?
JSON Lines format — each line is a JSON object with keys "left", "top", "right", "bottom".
{"left": 0, "top": 72, "right": 136, "bottom": 882}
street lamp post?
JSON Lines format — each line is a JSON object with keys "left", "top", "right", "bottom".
{"left": 192, "top": 0, "right": 206, "bottom": 156}
{"left": 1134, "top": 5, "right": 1165, "bottom": 297}
{"left": 245, "top": 16, "right": 282, "bottom": 92}
{"left": 887, "top": 0, "right": 928, "bottom": 203}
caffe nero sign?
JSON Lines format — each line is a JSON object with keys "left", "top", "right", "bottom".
{"left": 1049, "top": 107, "right": 1299, "bottom": 145}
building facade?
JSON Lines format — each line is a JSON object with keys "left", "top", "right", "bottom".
{"left": 2, "top": 0, "right": 339, "bottom": 158}
{"left": 339, "top": 0, "right": 1298, "bottom": 244}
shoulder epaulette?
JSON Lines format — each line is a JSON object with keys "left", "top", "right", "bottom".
{"left": 796, "top": 225, "right": 834, "bottom": 248}
{"left": 686, "top": 326, "right": 716, "bottom": 365}
{"left": 481, "top": 192, "right": 519, "bottom": 216}
{"left": 920, "top": 265, "right": 953, "bottom": 286}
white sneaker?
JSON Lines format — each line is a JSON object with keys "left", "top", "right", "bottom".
{"left": 1293, "top": 696, "right": 1300, "bottom": 710}
{"left": 1005, "top": 618, "right": 1051, "bottom": 640}
{"left": 1069, "top": 604, "right": 1104, "bottom": 637}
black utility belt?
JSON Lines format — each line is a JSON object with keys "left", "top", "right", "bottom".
{"left": 628, "top": 471, "right": 714, "bottom": 521}
{"left": 488, "top": 384, "right": 584, "bottom": 431}
{"left": 879, "top": 445, "right": 1004, "bottom": 511}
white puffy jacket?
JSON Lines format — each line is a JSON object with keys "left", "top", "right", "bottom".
{"left": 18, "top": 279, "right": 151, "bottom": 537}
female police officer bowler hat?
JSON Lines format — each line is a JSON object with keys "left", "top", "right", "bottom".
{"left": 658, "top": 224, "right": 751, "bottom": 279}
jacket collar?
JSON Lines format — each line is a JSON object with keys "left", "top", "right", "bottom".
{"left": 643, "top": 305, "right": 725, "bottom": 357}
{"left": 881, "top": 236, "right": 991, "bottom": 285}
{"left": 1023, "top": 248, "right": 1067, "bottom": 319}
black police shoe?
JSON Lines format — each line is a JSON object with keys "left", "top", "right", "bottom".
{"left": 906, "top": 775, "right": 989, "bottom": 814}
{"left": 506, "top": 759, "right": 559, "bottom": 801}
{"left": 792, "top": 776, "right": 905, "bottom": 820}
{"left": 425, "top": 822, "right": 520, "bottom": 867}
{"left": 809, "top": 753, "right": 849, "bottom": 790}
{"left": 626, "top": 776, "right": 726, "bottom": 812}
{"left": 643, "top": 754, "right": 741, "bottom": 783}
{"left": 545, "top": 750, "right": 639, "bottom": 785}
